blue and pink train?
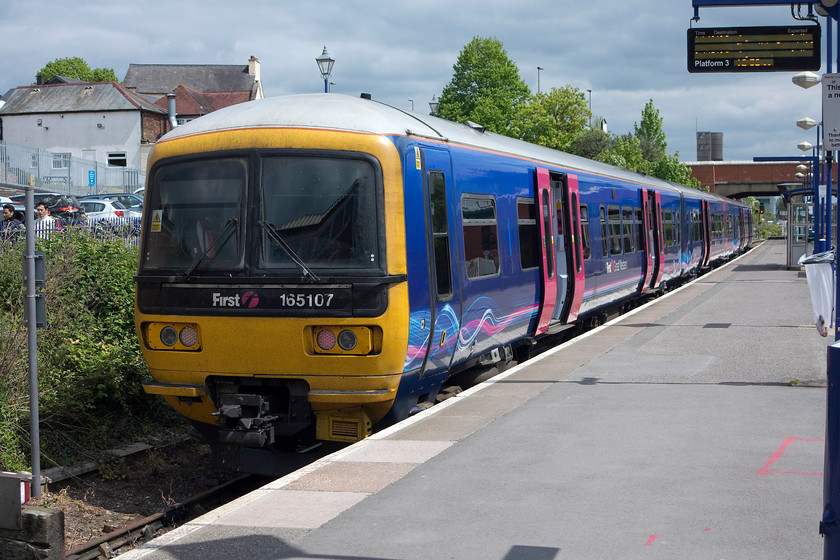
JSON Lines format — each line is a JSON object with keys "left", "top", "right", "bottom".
{"left": 134, "top": 94, "right": 752, "bottom": 467}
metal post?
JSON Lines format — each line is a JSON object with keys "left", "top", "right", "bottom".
{"left": 24, "top": 185, "right": 40, "bottom": 498}
{"left": 826, "top": 11, "right": 840, "bottom": 560}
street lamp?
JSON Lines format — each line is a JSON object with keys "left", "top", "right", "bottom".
{"left": 537, "top": 67, "right": 543, "bottom": 94}
{"left": 408, "top": 99, "right": 414, "bottom": 111}
{"left": 429, "top": 95, "right": 440, "bottom": 116}
{"left": 316, "top": 46, "right": 335, "bottom": 93}
{"left": 587, "top": 89, "right": 592, "bottom": 129}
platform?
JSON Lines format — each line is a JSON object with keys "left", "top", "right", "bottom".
{"left": 121, "top": 239, "right": 831, "bottom": 560}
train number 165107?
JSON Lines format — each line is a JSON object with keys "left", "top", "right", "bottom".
{"left": 279, "top": 293, "right": 336, "bottom": 308}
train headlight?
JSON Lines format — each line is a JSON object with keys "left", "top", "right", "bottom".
{"left": 337, "top": 329, "right": 357, "bottom": 351}
{"left": 160, "top": 326, "right": 178, "bottom": 346}
{"left": 179, "top": 326, "right": 198, "bottom": 347}
{"left": 312, "top": 326, "right": 374, "bottom": 355}
{"left": 316, "top": 328, "right": 337, "bottom": 351}
{"left": 144, "top": 322, "right": 202, "bottom": 351}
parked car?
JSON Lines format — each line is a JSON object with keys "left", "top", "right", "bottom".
{"left": 80, "top": 200, "right": 141, "bottom": 222}
{"left": 81, "top": 193, "right": 143, "bottom": 213}
{"left": 9, "top": 192, "right": 87, "bottom": 223}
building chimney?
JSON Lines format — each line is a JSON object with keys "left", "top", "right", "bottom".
{"left": 248, "top": 56, "right": 261, "bottom": 83}
{"left": 167, "top": 93, "right": 178, "bottom": 128}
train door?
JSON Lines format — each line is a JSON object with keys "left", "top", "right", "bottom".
{"left": 534, "top": 168, "right": 556, "bottom": 335}
{"left": 420, "top": 148, "right": 461, "bottom": 373}
{"left": 640, "top": 190, "right": 653, "bottom": 294}
{"left": 700, "top": 200, "right": 712, "bottom": 268}
{"left": 646, "top": 190, "right": 665, "bottom": 290}
{"left": 542, "top": 169, "right": 585, "bottom": 324}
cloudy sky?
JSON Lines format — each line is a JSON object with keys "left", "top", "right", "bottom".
{"left": 0, "top": 0, "right": 830, "bottom": 162}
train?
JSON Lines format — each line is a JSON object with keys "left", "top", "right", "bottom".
{"left": 134, "top": 93, "right": 752, "bottom": 470}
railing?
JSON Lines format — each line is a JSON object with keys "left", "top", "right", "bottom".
{"left": 0, "top": 217, "right": 143, "bottom": 247}
{"left": 0, "top": 141, "right": 144, "bottom": 196}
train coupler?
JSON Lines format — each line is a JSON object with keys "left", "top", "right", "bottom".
{"left": 214, "top": 393, "right": 279, "bottom": 447}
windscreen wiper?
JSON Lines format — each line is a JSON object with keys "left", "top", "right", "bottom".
{"left": 258, "top": 220, "right": 321, "bottom": 282}
{"left": 182, "top": 218, "right": 239, "bottom": 279}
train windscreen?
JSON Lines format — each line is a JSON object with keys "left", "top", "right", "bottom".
{"left": 259, "top": 156, "right": 379, "bottom": 271}
{"left": 141, "top": 158, "right": 246, "bottom": 272}
{"left": 141, "top": 155, "right": 380, "bottom": 276}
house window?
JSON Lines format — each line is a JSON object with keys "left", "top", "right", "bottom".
{"left": 462, "top": 195, "right": 499, "bottom": 279}
{"left": 52, "top": 153, "right": 70, "bottom": 169}
{"left": 108, "top": 152, "right": 127, "bottom": 167}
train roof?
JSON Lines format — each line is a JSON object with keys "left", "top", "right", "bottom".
{"left": 161, "top": 94, "right": 742, "bottom": 206}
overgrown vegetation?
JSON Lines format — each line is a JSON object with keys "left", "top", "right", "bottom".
{"left": 0, "top": 229, "right": 182, "bottom": 471}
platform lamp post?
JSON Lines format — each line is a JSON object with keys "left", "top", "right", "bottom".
{"left": 429, "top": 95, "right": 440, "bottom": 116}
{"left": 316, "top": 46, "right": 334, "bottom": 93}
{"left": 799, "top": 140, "right": 821, "bottom": 252}
{"left": 798, "top": 116, "right": 826, "bottom": 251}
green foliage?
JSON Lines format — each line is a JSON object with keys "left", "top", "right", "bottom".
{"left": 569, "top": 126, "right": 612, "bottom": 160}
{"left": 0, "top": 229, "right": 172, "bottom": 471}
{"left": 438, "top": 36, "right": 531, "bottom": 135}
{"left": 634, "top": 99, "right": 668, "bottom": 162}
{"left": 511, "top": 86, "right": 591, "bottom": 152}
{"left": 598, "top": 134, "right": 648, "bottom": 172}
{"left": 36, "top": 56, "right": 119, "bottom": 84}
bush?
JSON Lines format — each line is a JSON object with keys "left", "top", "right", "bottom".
{"left": 0, "top": 228, "right": 181, "bottom": 471}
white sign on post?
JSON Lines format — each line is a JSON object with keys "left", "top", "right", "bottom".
{"left": 824, "top": 73, "right": 840, "bottom": 151}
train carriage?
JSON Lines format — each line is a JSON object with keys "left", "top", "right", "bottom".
{"left": 135, "top": 94, "right": 751, "bottom": 470}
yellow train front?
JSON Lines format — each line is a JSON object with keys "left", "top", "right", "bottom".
{"left": 135, "top": 95, "right": 413, "bottom": 463}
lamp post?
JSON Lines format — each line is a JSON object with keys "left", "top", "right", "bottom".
{"left": 429, "top": 95, "right": 440, "bottom": 116}
{"left": 587, "top": 89, "right": 592, "bottom": 129}
{"left": 316, "top": 46, "right": 335, "bottom": 93}
{"left": 537, "top": 67, "right": 543, "bottom": 94}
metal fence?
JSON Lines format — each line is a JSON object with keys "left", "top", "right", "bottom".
{"left": 0, "top": 141, "right": 145, "bottom": 196}
{"left": 0, "top": 217, "right": 142, "bottom": 247}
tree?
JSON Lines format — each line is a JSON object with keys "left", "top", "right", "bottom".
{"left": 511, "top": 85, "right": 591, "bottom": 152}
{"left": 438, "top": 37, "right": 531, "bottom": 135}
{"left": 36, "top": 57, "right": 119, "bottom": 84}
{"left": 634, "top": 99, "right": 667, "bottom": 163}
{"left": 569, "top": 123, "right": 611, "bottom": 160}
{"left": 598, "top": 134, "right": 648, "bottom": 173}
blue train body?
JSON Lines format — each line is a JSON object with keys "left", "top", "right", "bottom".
{"left": 136, "top": 94, "right": 752, "bottom": 457}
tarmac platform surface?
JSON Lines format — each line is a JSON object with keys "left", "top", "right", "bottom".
{"left": 122, "top": 239, "right": 832, "bottom": 560}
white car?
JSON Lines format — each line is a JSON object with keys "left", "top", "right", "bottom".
{"left": 81, "top": 200, "right": 141, "bottom": 223}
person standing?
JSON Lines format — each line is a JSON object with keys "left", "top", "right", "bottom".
{"left": 1, "top": 203, "right": 23, "bottom": 240}
{"left": 35, "top": 202, "right": 57, "bottom": 238}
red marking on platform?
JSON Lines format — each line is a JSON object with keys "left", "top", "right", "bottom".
{"left": 645, "top": 535, "right": 658, "bottom": 546}
{"left": 758, "top": 438, "right": 824, "bottom": 476}
{"left": 704, "top": 528, "right": 711, "bottom": 532}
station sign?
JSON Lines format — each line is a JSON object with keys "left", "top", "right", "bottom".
{"left": 687, "top": 24, "right": 820, "bottom": 73}
{"left": 824, "top": 74, "right": 840, "bottom": 151}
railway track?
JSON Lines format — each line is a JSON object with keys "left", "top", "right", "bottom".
{"left": 64, "top": 473, "right": 262, "bottom": 560}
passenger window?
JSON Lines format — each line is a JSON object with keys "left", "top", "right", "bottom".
{"left": 600, "top": 205, "right": 608, "bottom": 257}
{"left": 579, "top": 204, "right": 591, "bottom": 260}
{"left": 635, "top": 207, "right": 644, "bottom": 251}
{"left": 427, "top": 170, "right": 452, "bottom": 300}
{"left": 608, "top": 205, "right": 622, "bottom": 255}
{"left": 517, "top": 198, "right": 539, "bottom": 270}
{"left": 664, "top": 210, "right": 673, "bottom": 247}
{"left": 462, "top": 196, "right": 500, "bottom": 279}
{"left": 621, "top": 206, "right": 634, "bottom": 253}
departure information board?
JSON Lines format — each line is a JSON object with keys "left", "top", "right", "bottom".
{"left": 687, "top": 24, "right": 820, "bottom": 73}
